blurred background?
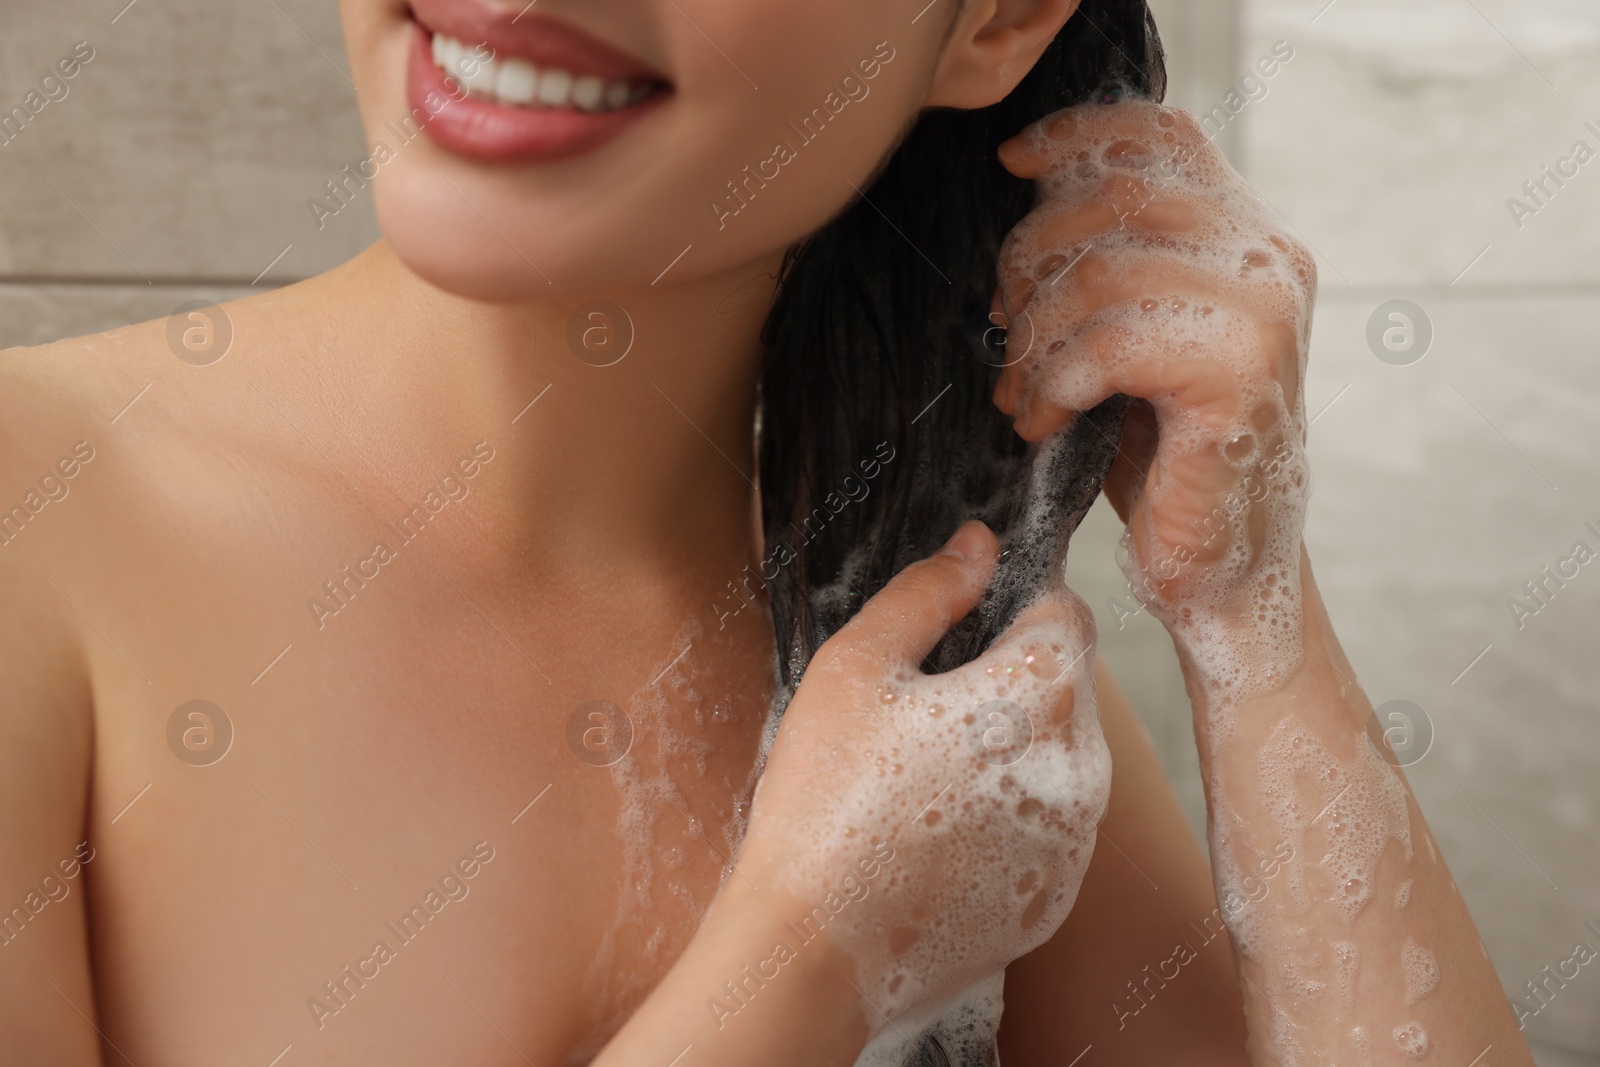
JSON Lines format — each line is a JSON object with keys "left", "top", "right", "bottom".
{"left": 2, "top": 0, "right": 1596, "bottom": 1060}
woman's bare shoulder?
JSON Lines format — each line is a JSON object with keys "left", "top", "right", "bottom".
{"left": 0, "top": 283, "right": 299, "bottom": 434}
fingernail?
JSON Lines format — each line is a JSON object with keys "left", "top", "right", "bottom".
{"left": 940, "top": 521, "right": 987, "bottom": 562}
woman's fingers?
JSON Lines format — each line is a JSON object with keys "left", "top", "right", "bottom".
{"left": 967, "top": 591, "right": 1095, "bottom": 734}
{"left": 825, "top": 520, "right": 1000, "bottom": 670}
{"left": 1103, "top": 398, "right": 1158, "bottom": 524}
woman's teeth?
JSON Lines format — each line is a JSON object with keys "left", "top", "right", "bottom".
{"left": 430, "top": 33, "right": 654, "bottom": 112}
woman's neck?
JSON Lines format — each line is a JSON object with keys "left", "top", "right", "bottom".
{"left": 286, "top": 239, "right": 784, "bottom": 576}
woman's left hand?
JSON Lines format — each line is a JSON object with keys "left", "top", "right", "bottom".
{"left": 990, "top": 100, "right": 1318, "bottom": 643}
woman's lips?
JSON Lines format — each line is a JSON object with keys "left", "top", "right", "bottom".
{"left": 404, "top": 10, "right": 669, "bottom": 164}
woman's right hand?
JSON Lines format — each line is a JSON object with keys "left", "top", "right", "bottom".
{"left": 734, "top": 520, "right": 1112, "bottom": 1030}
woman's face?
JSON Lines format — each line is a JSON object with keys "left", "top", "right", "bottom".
{"left": 339, "top": 0, "right": 960, "bottom": 301}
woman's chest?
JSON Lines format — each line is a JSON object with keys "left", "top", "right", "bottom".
{"left": 83, "top": 592, "right": 772, "bottom": 1066}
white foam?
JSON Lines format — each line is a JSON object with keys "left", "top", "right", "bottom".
{"left": 581, "top": 620, "right": 772, "bottom": 1051}
{"left": 1401, "top": 937, "right": 1440, "bottom": 1005}
{"left": 1393, "top": 1021, "right": 1431, "bottom": 1058}
{"left": 1333, "top": 940, "right": 1359, "bottom": 1008}
{"left": 1257, "top": 718, "right": 1413, "bottom": 925}
{"left": 1350, "top": 1024, "right": 1372, "bottom": 1065}
{"left": 1394, "top": 878, "right": 1412, "bottom": 910}
{"left": 855, "top": 972, "right": 1005, "bottom": 1067}
{"left": 998, "top": 100, "right": 1316, "bottom": 736}
{"left": 755, "top": 589, "right": 1110, "bottom": 1029}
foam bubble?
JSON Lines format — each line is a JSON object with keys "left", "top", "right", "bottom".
{"left": 1333, "top": 940, "right": 1359, "bottom": 1008}
{"left": 998, "top": 100, "right": 1317, "bottom": 735}
{"left": 855, "top": 973, "right": 1005, "bottom": 1067}
{"left": 1393, "top": 1021, "right": 1431, "bottom": 1059}
{"left": 1401, "top": 937, "right": 1440, "bottom": 1005}
{"left": 1256, "top": 718, "right": 1413, "bottom": 923}
{"left": 1395, "top": 878, "right": 1412, "bottom": 910}
{"left": 1350, "top": 1024, "right": 1372, "bottom": 1065}
{"left": 755, "top": 590, "right": 1110, "bottom": 1029}
{"left": 580, "top": 620, "right": 772, "bottom": 1051}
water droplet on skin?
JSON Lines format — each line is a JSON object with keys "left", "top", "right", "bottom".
{"left": 1104, "top": 138, "right": 1155, "bottom": 170}
{"left": 1046, "top": 113, "right": 1078, "bottom": 140}
{"left": 1223, "top": 434, "right": 1255, "bottom": 462}
{"left": 1157, "top": 111, "right": 1176, "bottom": 128}
{"left": 1392, "top": 1022, "right": 1430, "bottom": 1059}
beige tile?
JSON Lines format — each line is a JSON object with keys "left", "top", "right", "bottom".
{"left": 1242, "top": 0, "right": 1600, "bottom": 285}
{"left": 1534, "top": 1041, "right": 1600, "bottom": 1067}
{"left": 1301, "top": 291, "right": 1600, "bottom": 1050}
{"left": 0, "top": 0, "right": 377, "bottom": 284}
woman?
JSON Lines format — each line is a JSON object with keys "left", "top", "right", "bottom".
{"left": 0, "top": 0, "right": 1532, "bottom": 1063}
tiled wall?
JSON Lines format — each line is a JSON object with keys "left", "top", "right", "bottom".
{"left": 4, "top": 0, "right": 1597, "bottom": 1060}
{"left": 0, "top": 0, "right": 376, "bottom": 344}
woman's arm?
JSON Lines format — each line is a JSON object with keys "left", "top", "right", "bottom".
{"left": 1189, "top": 550, "right": 1528, "bottom": 1063}
{"left": 991, "top": 98, "right": 1534, "bottom": 1063}
{"left": 1001, "top": 656, "right": 1248, "bottom": 1065}
{"left": 0, "top": 534, "right": 102, "bottom": 1063}
{"left": 589, "top": 871, "right": 869, "bottom": 1067}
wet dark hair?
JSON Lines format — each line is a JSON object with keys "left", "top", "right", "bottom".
{"left": 758, "top": 0, "right": 1167, "bottom": 700}
{"left": 755, "top": 5, "right": 1166, "bottom": 1062}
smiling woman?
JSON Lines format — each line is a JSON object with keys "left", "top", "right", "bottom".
{"left": 403, "top": 0, "right": 671, "bottom": 163}
{"left": 0, "top": 1, "right": 1553, "bottom": 1066}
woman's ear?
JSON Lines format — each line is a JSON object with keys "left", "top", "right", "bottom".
{"left": 926, "top": 0, "right": 1083, "bottom": 109}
